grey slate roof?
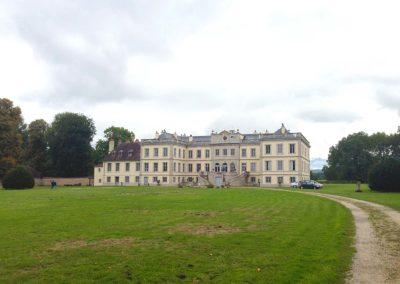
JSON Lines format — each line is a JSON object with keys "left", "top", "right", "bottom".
{"left": 103, "top": 141, "right": 141, "bottom": 161}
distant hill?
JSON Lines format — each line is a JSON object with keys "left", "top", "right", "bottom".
{"left": 311, "top": 158, "right": 327, "bottom": 170}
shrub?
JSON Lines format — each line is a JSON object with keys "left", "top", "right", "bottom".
{"left": 368, "top": 158, "right": 400, "bottom": 192}
{"left": 2, "top": 166, "right": 35, "bottom": 190}
{"left": 206, "top": 184, "right": 214, "bottom": 188}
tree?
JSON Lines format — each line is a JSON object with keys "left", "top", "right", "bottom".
{"left": 323, "top": 132, "right": 373, "bottom": 182}
{"left": 0, "top": 98, "right": 25, "bottom": 178}
{"left": 368, "top": 158, "right": 400, "bottom": 192}
{"left": 2, "top": 166, "right": 35, "bottom": 189}
{"left": 25, "top": 119, "right": 50, "bottom": 176}
{"left": 48, "top": 112, "right": 96, "bottom": 177}
{"left": 93, "top": 126, "right": 135, "bottom": 164}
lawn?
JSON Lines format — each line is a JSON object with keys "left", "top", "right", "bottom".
{"left": 0, "top": 186, "right": 354, "bottom": 283}
{"left": 304, "top": 184, "right": 400, "bottom": 212}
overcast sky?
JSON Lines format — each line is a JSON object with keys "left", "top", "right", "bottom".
{"left": 1, "top": 0, "right": 399, "bottom": 159}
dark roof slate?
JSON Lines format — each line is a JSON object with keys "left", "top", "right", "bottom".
{"left": 103, "top": 142, "right": 141, "bottom": 161}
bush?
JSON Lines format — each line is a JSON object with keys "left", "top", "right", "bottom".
{"left": 206, "top": 184, "right": 214, "bottom": 188}
{"left": 2, "top": 166, "right": 35, "bottom": 190}
{"left": 368, "top": 158, "right": 400, "bottom": 192}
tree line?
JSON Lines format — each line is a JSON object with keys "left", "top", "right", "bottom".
{"left": 0, "top": 98, "right": 134, "bottom": 179}
{"left": 323, "top": 131, "right": 400, "bottom": 191}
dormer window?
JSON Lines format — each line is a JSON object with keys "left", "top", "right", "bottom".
{"left": 118, "top": 150, "right": 123, "bottom": 157}
{"left": 128, "top": 150, "right": 133, "bottom": 157}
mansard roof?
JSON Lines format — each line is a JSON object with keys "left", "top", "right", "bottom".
{"left": 103, "top": 141, "right": 141, "bottom": 161}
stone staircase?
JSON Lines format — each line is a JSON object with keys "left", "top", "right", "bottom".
{"left": 197, "top": 171, "right": 249, "bottom": 187}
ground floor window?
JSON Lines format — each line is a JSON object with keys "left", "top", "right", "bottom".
{"left": 107, "top": 176, "right": 111, "bottom": 183}
{"left": 290, "top": 176, "right": 296, "bottom": 183}
{"left": 125, "top": 176, "right": 129, "bottom": 183}
{"left": 241, "top": 163, "right": 246, "bottom": 172}
{"left": 135, "top": 176, "right": 140, "bottom": 183}
{"left": 98, "top": 178, "right": 101, "bottom": 183}
{"left": 144, "top": 177, "right": 148, "bottom": 184}
{"left": 278, "top": 176, "right": 283, "bottom": 184}
{"left": 188, "top": 177, "right": 193, "bottom": 182}
{"left": 162, "top": 177, "right": 167, "bottom": 182}
{"left": 115, "top": 176, "right": 120, "bottom": 184}
{"left": 173, "top": 177, "right": 176, "bottom": 183}
{"left": 265, "top": 176, "right": 271, "bottom": 183}
{"left": 250, "top": 176, "right": 256, "bottom": 183}
{"left": 153, "top": 176, "right": 158, "bottom": 183}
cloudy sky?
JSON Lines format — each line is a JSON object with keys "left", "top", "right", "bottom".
{"left": 1, "top": 0, "right": 399, "bottom": 160}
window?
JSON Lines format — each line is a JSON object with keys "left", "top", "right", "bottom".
{"left": 188, "top": 164, "right": 193, "bottom": 172}
{"left": 153, "top": 177, "right": 158, "bottom": 183}
{"left": 205, "top": 149, "right": 210, "bottom": 158}
{"left": 277, "top": 160, "right": 283, "bottom": 171}
{"left": 107, "top": 176, "right": 111, "bottom": 182}
{"left": 144, "top": 162, "right": 149, "bottom": 172}
{"left": 163, "top": 147, "right": 168, "bottom": 157}
{"left": 173, "top": 162, "right": 176, "bottom": 172}
{"left": 277, "top": 144, "right": 283, "bottom": 154}
{"left": 118, "top": 150, "right": 123, "bottom": 157}
{"left": 153, "top": 162, "right": 158, "bottom": 172}
{"left": 154, "top": 148, "right": 159, "bottom": 157}
{"left": 98, "top": 167, "right": 101, "bottom": 172}
{"left": 116, "top": 163, "right": 120, "bottom": 172}
{"left": 178, "top": 163, "right": 181, "bottom": 172}
{"left": 196, "top": 163, "right": 201, "bottom": 172}
{"left": 107, "top": 163, "right": 112, "bottom": 172}
{"left": 197, "top": 149, "right": 201, "bottom": 158}
{"left": 115, "top": 176, "right": 120, "bottom": 183}
{"left": 250, "top": 177, "right": 256, "bottom": 183}
{"left": 265, "top": 144, "right": 271, "bottom": 154}
{"left": 241, "top": 163, "right": 247, "bottom": 172}
{"left": 136, "top": 162, "right": 140, "bottom": 171}
{"left": 230, "top": 149, "right": 235, "bottom": 156}
{"left": 144, "top": 177, "right": 148, "bottom": 184}
{"left": 135, "top": 176, "right": 140, "bottom": 183}
{"left": 189, "top": 150, "right": 193, "bottom": 158}
{"left": 265, "top": 176, "right": 271, "bottom": 183}
{"left": 183, "top": 150, "right": 186, "bottom": 158}
{"left": 290, "top": 144, "right": 295, "bottom": 154}
{"left": 128, "top": 150, "right": 133, "bottom": 157}
{"left": 278, "top": 177, "right": 283, "bottom": 184}
{"left": 125, "top": 163, "right": 130, "bottom": 172}
{"left": 241, "top": 148, "right": 247, "bottom": 157}
{"left": 173, "top": 148, "right": 177, "bottom": 157}
{"left": 265, "top": 161, "right": 272, "bottom": 171}
{"left": 251, "top": 148, "right": 256, "bottom": 157}
{"left": 163, "top": 162, "right": 168, "bottom": 172}
{"left": 183, "top": 163, "right": 185, "bottom": 172}
{"left": 289, "top": 160, "right": 296, "bottom": 171}
{"left": 215, "top": 149, "right": 220, "bottom": 156}
{"left": 144, "top": 148, "right": 149, "bottom": 157}
{"left": 162, "top": 177, "right": 168, "bottom": 182}
{"left": 173, "top": 177, "right": 176, "bottom": 183}
{"left": 125, "top": 176, "right": 129, "bottom": 183}
{"left": 223, "top": 149, "right": 228, "bottom": 156}
{"left": 179, "top": 148, "right": 181, "bottom": 158}
{"left": 205, "top": 163, "right": 210, "bottom": 172}
{"left": 290, "top": 177, "right": 296, "bottom": 183}
{"left": 99, "top": 178, "right": 101, "bottom": 183}
{"left": 250, "top": 162, "right": 256, "bottom": 172}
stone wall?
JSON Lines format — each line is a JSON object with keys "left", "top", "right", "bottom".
{"left": 35, "top": 177, "right": 93, "bottom": 186}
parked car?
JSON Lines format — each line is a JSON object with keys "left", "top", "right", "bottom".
{"left": 298, "top": 180, "right": 323, "bottom": 189}
{"left": 290, "top": 181, "right": 299, "bottom": 188}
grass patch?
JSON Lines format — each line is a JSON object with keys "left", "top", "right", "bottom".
{"left": 0, "top": 186, "right": 354, "bottom": 283}
{"left": 302, "top": 184, "right": 400, "bottom": 211}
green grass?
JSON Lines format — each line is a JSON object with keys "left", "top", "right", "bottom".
{"left": 304, "top": 184, "right": 400, "bottom": 211}
{"left": 0, "top": 186, "right": 354, "bottom": 283}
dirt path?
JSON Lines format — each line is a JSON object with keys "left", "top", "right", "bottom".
{"left": 301, "top": 192, "right": 400, "bottom": 283}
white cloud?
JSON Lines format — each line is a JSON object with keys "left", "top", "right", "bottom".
{"left": 0, "top": 0, "right": 399, "bottom": 160}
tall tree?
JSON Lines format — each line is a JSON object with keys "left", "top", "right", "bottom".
{"left": 93, "top": 126, "right": 135, "bottom": 164}
{"left": 48, "top": 112, "right": 96, "bottom": 177}
{"left": 25, "top": 119, "right": 50, "bottom": 175}
{"left": 0, "top": 98, "right": 25, "bottom": 178}
{"left": 323, "top": 132, "right": 372, "bottom": 182}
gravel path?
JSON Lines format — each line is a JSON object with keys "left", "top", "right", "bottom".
{"left": 265, "top": 188, "right": 400, "bottom": 283}
{"left": 302, "top": 192, "right": 400, "bottom": 283}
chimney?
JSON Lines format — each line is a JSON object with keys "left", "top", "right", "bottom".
{"left": 108, "top": 139, "right": 115, "bottom": 153}
{"left": 189, "top": 134, "right": 193, "bottom": 142}
{"left": 155, "top": 131, "right": 159, "bottom": 139}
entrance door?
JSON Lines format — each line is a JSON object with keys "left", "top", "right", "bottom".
{"left": 215, "top": 176, "right": 222, "bottom": 187}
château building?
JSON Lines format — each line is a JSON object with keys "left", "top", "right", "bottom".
{"left": 94, "top": 124, "right": 310, "bottom": 187}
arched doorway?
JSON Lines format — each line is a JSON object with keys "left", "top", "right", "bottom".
{"left": 230, "top": 162, "right": 236, "bottom": 172}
